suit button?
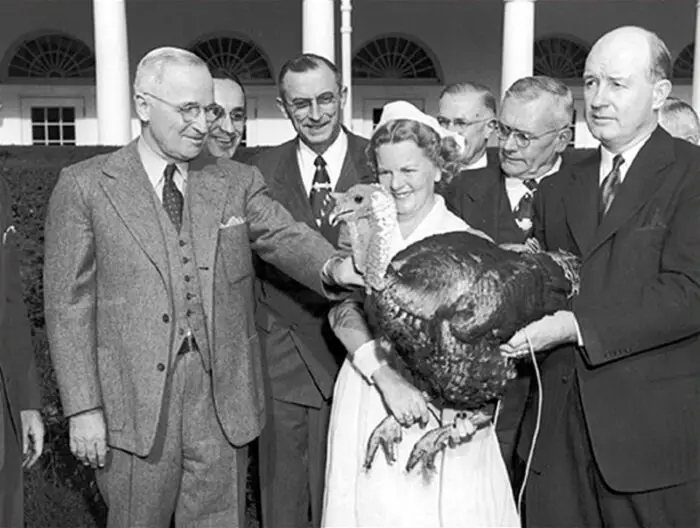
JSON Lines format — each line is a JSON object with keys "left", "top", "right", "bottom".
{"left": 186, "top": 293, "right": 193, "bottom": 300}
{"left": 179, "top": 240, "right": 186, "bottom": 247}
{"left": 561, "top": 376, "right": 569, "bottom": 384}
{"left": 184, "top": 275, "right": 191, "bottom": 283}
{"left": 186, "top": 309, "right": 193, "bottom": 317}
{"left": 182, "top": 257, "right": 190, "bottom": 264}
{"left": 156, "top": 363, "right": 165, "bottom": 372}
{"left": 162, "top": 314, "right": 170, "bottom": 323}
{"left": 178, "top": 328, "right": 185, "bottom": 336}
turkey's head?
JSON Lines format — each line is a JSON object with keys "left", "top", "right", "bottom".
{"left": 329, "top": 183, "right": 398, "bottom": 292}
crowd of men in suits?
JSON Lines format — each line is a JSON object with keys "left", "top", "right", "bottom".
{"left": 0, "top": 21, "right": 698, "bottom": 528}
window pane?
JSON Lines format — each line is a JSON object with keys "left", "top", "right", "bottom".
{"left": 63, "top": 125, "right": 75, "bottom": 141}
{"left": 31, "top": 107, "right": 44, "bottom": 122}
{"left": 32, "top": 125, "right": 45, "bottom": 141}
{"left": 47, "top": 125, "right": 60, "bottom": 141}
{"left": 62, "top": 107, "right": 75, "bottom": 122}
{"left": 47, "top": 107, "right": 60, "bottom": 123}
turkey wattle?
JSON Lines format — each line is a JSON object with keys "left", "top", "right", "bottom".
{"left": 329, "top": 183, "right": 580, "bottom": 473}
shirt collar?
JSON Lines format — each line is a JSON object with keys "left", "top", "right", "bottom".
{"left": 505, "top": 155, "right": 562, "bottom": 190}
{"left": 137, "top": 136, "right": 189, "bottom": 189}
{"left": 465, "top": 151, "right": 488, "bottom": 170}
{"left": 599, "top": 130, "right": 654, "bottom": 183}
{"left": 297, "top": 129, "right": 348, "bottom": 171}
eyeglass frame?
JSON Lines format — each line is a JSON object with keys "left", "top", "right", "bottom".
{"left": 281, "top": 89, "right": 344, "bottom": 118}
{"left": 495, "top": 120, "right": 571, "bottom": 149}
{"left": 436, "top": 115, "right": 494, "bottom": 130}
{"left": 141, "top": 92, "right": 224, "bottom": 123}
{"left": 217, "top": 108, "right": 247, "bottom": 126}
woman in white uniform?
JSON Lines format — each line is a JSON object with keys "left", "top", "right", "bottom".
{"left": 322, "top": 101, "right": 520, "bottom": 528}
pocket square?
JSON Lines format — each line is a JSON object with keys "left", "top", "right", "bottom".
{"left": 2, "top": 225, "right": 15, "bottom": 245}
{"left": 220, "top": 215, "right": 246, "bottom": 229}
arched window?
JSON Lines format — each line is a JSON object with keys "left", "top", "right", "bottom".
{"left": 189, "top": 36, "right": 273, "bottom": 83}
{"left": 352, "top": 35, "right": 442, "bottom": 83}
{"left": 673, "top": 43, "right": 693, "bottom": 79}
{"left": 7, "top": 33, "right": 95, "bottom": 79}
{"left": 534, "top": 36, "right": 589, "bottom": 79}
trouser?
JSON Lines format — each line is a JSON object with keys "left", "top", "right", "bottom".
{"left": 0, "top": 384, "right": 22, "bottom": 528}
{"left": 495, "top": 372, "right": 530, "bottom": 491}
{"left": 96, "top": 351, "right": 247, "bottom": 528}
{"left": 258, "top": 398, "right": 331, "bottom": 528}
{"left": 521, "top": 377, "right": 700, "bottom": 528}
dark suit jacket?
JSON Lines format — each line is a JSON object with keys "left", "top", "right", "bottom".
{"left": 518, "top": 128, "right": 700, "bottom": 492}
{"left": 44, "top": 142, "right": 337, "bottom": 452}
{"left": 442, "top": 152, "right": 570, "bottom": 244}
{"left": 251, "top": 132, "right": 370, "bottom": 406}
{"left": 0, "top": 175, "right": 41, "bottom": 447}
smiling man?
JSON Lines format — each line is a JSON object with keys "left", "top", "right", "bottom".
{"left": 206, "top": 72, "right": 246, "bottom": 159}
{"left": 250, "top": 54, "right": 369, "bottom": 528}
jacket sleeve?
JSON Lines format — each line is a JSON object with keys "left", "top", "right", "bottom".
{"left": 43, "top": 168, "right": 102, "bottom": 417}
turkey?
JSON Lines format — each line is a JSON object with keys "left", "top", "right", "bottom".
{"left": 329, "top": 183, "right": 580, "bottom": 474}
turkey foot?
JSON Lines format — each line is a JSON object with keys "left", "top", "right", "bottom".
{"left": 364, "top": 414, "right": 403, "bottom": 471}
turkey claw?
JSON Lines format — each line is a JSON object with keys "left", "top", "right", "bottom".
{"left": 364, "top": 415, "right": 403, "bottom": 471}
{"left": 405, "top": 424, "right": 454, "bottom": 474}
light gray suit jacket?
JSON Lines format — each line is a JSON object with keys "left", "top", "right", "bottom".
{"left": 44, "top": 141, "right": 337, "bottom": 455}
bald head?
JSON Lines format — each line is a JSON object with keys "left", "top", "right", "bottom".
{"left": 583, "top": 26, "right": 672, "bottom": 153}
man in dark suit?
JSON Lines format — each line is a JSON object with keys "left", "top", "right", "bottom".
{"left": 252, "top": 53, "right": 369, "bottom": 528}
{"left": 443, "top": 76, "right": 573, "bottom": 480}
{"left": 44, "top": 47, "right": 358, "bottom": 527}
{"left": 0, "top": 173, "right": 43, "bottom": 526}
{"left": 504, "top": 26, "right": 700, "bottom": 527}
{"left": 205, "top": 71, "right": 247, "bottom": 160}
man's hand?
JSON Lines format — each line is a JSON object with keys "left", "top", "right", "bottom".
{"left": 323, "top": 255, "right": 365, "bottom": 288}
{"left": 20, "top": 409, "right": 44, "bottom": 469}
{"left": 69, "top": 409, "right": 108, "bottom": 469}
{"left": 501, "top": 310, "right": 579, "bottom": 359}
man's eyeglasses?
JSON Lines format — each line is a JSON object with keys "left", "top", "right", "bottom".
{"left": 142, "top": 92, "right": 224, "bottom": 123}
{"left": 495, "top": 121, "right": 570, "bottom": 149}
{"left": 221, "top": 109, "right": 247, "bottom": 125}
{"left": 436, "top": 116, "right": 492, "bottom": 130}
{"left": 284, "top": 92, "right": 339, "bottom": 117}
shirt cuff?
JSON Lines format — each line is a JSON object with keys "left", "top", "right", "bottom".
{"left": 351, "top": 339, "right": 387, "bottom": 384}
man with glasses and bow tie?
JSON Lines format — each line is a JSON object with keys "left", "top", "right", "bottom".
{"left": 442, "top": 76, "right": 574, "bottom": 484}
{"left": 251, "top": 53, "right": 370, "bottom": 528}
{"left": 44, "top": 47, "right": 361, "bottom": 527}
{"left": 503, "top": 27, "right": 700, "bottom": 528}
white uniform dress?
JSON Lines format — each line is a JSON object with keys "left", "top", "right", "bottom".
{"left": 322, "top": 195, "right": 520, "bottom": 528}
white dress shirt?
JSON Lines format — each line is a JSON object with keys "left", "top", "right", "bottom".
{"left": 137, "top": 136, "right": 188, "bottom": 200}
{"left": 464, "top": 151, "right": 488, "bottom": 171}
{"left": 504, "top": 156, "right": 562, "bottom": 211}
{"left": 599, "top": 130, "right": 653, "bottom": 184}
{"left": 296, "top": 130, "right": 348, "bottom": 196}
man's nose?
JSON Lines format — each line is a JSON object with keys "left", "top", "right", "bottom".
{"left": 308, "top": 101, "right": 322, "bottom": 120}
{"left": 219, "top": 114, "right": 235, "bottom": 134}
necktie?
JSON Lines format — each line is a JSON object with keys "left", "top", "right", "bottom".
{"left": 599, "top": 154, "right": 625, "bottom": 220}
{"left": 310, "top": 155, "right": 332, "bottom": 227}
{"left": 162, "top": 163, "right": 183, "bottom": 233}
{"left": 513, "top": 178, "right": 539, "bottom": 233}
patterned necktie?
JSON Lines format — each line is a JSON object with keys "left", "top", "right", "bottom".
{"left": 162, "top": 163, "right": 183, "bottom": 233}
{"left": 513, "top": 178, "right": 539, "bottom": 233}
{"left": 599, "top": 154, "right": 625, "bottom": 220}
{"left": 309, "top": 155, "right": 332, "bottom": 227}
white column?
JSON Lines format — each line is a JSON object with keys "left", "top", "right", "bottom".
{"left": 340, "top": 0, "right": 353, "bottom": 129}
{"left": 302, "top": 0, "right": 335, "bottom": 63}
{"left": 692, "top": 1, "right": 700, "bottom": 114}
{"left": 500, "top": 0, "right": 536, "bottom": 99}
{"left": 93, "top": 0, "right": 131, "bottom": 145}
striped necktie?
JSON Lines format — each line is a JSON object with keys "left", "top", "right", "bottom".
{"left": 309, "top": 155, "right": 332, "bottom": 227}
{"left": 599, "top": 154, "right": 625, "bottom": 221}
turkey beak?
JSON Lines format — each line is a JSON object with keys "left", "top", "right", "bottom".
{"left": 328, "top": 193, "right": 347, "bottom": 227}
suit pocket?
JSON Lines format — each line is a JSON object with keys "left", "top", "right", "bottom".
{"left": 218, "top": 224, "right": 253, "bottom": 283}
{"left": 96, "top": 349, "right": 126, "bottom": 431}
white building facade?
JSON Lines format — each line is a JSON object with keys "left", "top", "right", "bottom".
{"left": 0, "top": 0, "right": 697, "bottom": 148}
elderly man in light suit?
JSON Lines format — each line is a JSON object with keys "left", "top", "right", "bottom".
{"left": 43, "top": 47, "right": 358, "bottom": 527}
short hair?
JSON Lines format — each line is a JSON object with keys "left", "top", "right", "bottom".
{"left": 210, "top": 69, "right": 247, "bottom": 100}
{"left": 367, "top": 119, "right": 462, "bottom": 186}
{"left": 645, "top": 30, "right": 673, "bottom": 81}
{"left": 659, "top": 96, "right": 700, "bottom": 139}
{"left": 277, "top": 53, "right": 342, "bottom": 98}
{"left": 439, "top": 82, "right": 497, "bottom": 115}
{"left": 503, "top": 75, "right": 574, "bottom": 128}
{"left": 133, "top": 47, "right": 207, "bottom": 94}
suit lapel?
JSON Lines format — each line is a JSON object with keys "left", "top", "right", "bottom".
{"left": 465, "top": 169, "right": 513, "bottom": 236}
{"left": 271, "top": 140, "right": 316, "bottom": 226}
{"left": 99, "top": 141, "right": 169, "bottom": 277}
{"left": 587, "top": 128, "right": 674, "bottom": 258}
{"left": 565, "top": 153, "right": 601, "bottom": 256}
{"left": 187, "top": 156, "right": 229, "bottom": 325}
{"left": 336, "top": 132, "right": 367, "bottom": 192}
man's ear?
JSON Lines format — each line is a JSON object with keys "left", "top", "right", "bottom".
{"left": 339, "top": 85, "right": 348, "bottom": 111}
{"left": 276, "top": 97, "right": 290, "bottom": 119}
{"left": 134, "top": 93, "right": 150, "bottom": 123}
{"left": 651, "top": 79, "right": 672, "bottom": 111}
{"left": 555, "top": 126, "right": 573, "bottom": 152}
